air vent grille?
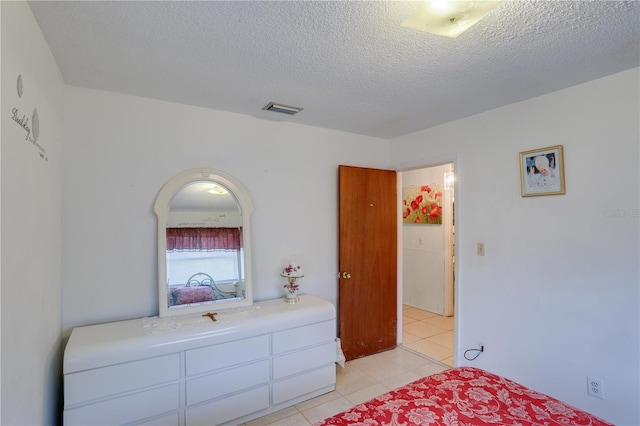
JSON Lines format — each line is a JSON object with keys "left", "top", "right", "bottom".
{"left": 262, "top": 102, "right": 303, "bottom": 115}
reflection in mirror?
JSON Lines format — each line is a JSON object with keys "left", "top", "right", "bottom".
{"left": 154, "top": 169, "right": 254, "bottom": 317}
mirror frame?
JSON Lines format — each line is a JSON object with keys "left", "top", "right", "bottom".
{"left": 154, "top": 168, "right": 254, "bottom": 317}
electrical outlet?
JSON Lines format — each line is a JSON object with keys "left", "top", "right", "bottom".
{"left": 477, "top": 243, "right": 485, "bottom": 256}
{"left": 587, "top": 377, "right": 604, "bottom": 399}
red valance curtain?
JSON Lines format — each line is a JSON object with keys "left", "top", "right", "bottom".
{"left": 166, "top": 227, "right": 243, "bottom": 251}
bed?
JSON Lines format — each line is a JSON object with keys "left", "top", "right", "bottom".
{"left": 314, "top": 367, "right": 612, "bottom": 426}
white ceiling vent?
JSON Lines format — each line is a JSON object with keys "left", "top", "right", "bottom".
{"left": 262, "top": 102, "right": 303, "bottom": 115}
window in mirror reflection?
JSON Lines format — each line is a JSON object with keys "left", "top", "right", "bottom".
{"left": 166, "top": 227, "right": 244, "bottom": 307}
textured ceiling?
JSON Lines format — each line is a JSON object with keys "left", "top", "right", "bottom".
{"left": 28, "top": 1, "right": 640, "bottom": 139}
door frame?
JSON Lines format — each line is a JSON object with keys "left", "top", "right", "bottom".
{"left": 391, "top": 153, "right": 460, "bottom": 364}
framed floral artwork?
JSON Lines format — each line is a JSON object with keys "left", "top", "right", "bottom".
{"left": 519, "top": 145, "right": 566, "bottom": 197}
{"left": 402, "top": 184, "right": 443, "bottom": 224}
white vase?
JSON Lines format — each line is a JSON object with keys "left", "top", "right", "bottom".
{"left": 283, "top": 277, "right": 301, "bottom": 304}
{"left": 284, "top": 289, "right": 299, "bottom": 304}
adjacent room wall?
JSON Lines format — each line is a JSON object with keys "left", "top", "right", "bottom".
{"left": 62, "top": 86, "right": 390, "bottom": 333}
{"left": 1, "top": 2, "right": 65, "bottom": 425}
{"left": 390, "top": 68, "right": 640, "bottom": 425}
{"left": 401, "top": 164, "right": 453, "bottom": 315}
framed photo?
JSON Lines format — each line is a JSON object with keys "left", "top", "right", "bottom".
{"left": 519, "top": 145, "right": 565, "bottom": 197}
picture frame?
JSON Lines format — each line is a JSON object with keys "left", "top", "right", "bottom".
{"left": 519, "top": 145, "right": 565, "bottom": 197}
{"left": 402, "top": 184, "right": 443, "bottom": 224}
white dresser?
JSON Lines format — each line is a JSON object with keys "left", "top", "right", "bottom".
{"left": 63, "top": 295, "right": 337, "bottom": 426}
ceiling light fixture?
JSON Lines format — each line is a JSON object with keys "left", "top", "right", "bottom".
{"left": 262, "top": 102, "right": 303, "bottom": 115}
{"left": 402, "top": 0, "right": 502, "bottom": 38}
{"left": 207, "top": 185, "right": 228, "bottom": 195}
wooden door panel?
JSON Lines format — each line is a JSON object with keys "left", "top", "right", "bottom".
{"left": 339, "top": 165, "right": 397, "bottom": 360}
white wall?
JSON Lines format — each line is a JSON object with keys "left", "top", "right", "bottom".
{"left": 390, "top": 68, "right": 640, "bottom": 425}
{"left": 1, "top": 2, "right": 65, "bottom": 425}
{"left": 401, "top": 164, "right": 453, "bottom": 314}
{"left": 62, "top": 86, "right": 390, "bottom": 332}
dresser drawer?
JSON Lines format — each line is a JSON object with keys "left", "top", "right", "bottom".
{"left": 186, "top": 359, "right": 269, "bottom": 405}
{"left": 273, "top": 364, "right": 335, "bottom": 405}
{"left": 64, "top": 354, "right": 179, "bottom": 407}
{"left": 186, "top": 335, "right": 269, "bottom": 376}
{"left": 133, "top": 411, "right": 180, "bottom": 426}
{"left": 64, "top": 383, "right": 179, "bottom": 426}
{"left": 272, "top": 320, "right": 335, "bottom": 354}
{"left": 186, "top": 385, "right": 269, "bottom": 426}
{"left": 273, "top": 341, "right": 335, "bottom": 380}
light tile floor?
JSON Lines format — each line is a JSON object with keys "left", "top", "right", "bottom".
{"left": 243, "top": 347, "right": 449, "bottom": 426}
{"left": 402, "top": 305, "right": 455, "bottom": 367}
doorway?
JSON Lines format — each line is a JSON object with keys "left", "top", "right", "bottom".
{"left": 399, "top": 163, "right": 455, "bottom": 366}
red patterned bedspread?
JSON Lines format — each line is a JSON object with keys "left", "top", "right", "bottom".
{"left": 315, "top": 367, "right": 612, "bottom": 426}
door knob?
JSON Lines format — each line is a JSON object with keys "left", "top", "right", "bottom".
{"left": 342, "top": 272, "right": 351, "bottom": 279}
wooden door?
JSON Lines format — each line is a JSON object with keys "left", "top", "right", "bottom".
{"left": 338, "top": 165, "right": 397, "bottom": 360}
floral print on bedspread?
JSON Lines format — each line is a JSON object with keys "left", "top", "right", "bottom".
{"left": 314, "top": 367, "right": 613, "bottom": 426}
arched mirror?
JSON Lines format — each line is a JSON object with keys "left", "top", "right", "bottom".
{"left": 154, "top": 168, "right": 254, "bottom": 317}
